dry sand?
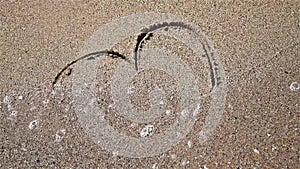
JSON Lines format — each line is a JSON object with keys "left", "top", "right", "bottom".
{"left": 1, "top": 0, "right": 299, "bottom": 168}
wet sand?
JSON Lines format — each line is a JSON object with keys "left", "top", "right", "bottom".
{"left": 1, "top": 1, "right": 299, "bottom": 168}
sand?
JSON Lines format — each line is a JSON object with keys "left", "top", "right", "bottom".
{"left": 1, "top": 0, "right": 299, "bottom": 168}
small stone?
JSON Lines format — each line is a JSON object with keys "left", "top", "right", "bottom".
{"left": 180, "top": 108, "right": 189, "bottom": 118}
{"left": 51, "top": 90, "right": 56, "bottom": 95}
{"left": 55, "top": 129, "right": 66, "bottom": 142}
{"left": 10, "top": 110, "right": 18, "bottom": 117}
{"left": 253, "top": 148, "right": 260, "bottom": 154}
{"left": 170, "top": 154, "right": 177, "bottom": 160}
{"left": 181, "top": 159, "right": 189, "bottom": 166}
{"left": 42, "top": 99, "right": 49, "bottom": 105}
{"left": 152, "top": 163, "right": 158, "bottom": 169}
{"left": 112, "top": 151, "right": 120, "bottom": 157}
{"left": 159, "top": 100, "right": 164, "bottom": 105}
{"left": 140, "top": 124, "right": 155, "bottom": 137}
{"left": 165, "top": 109, "right": 172, "bottom": 116}
{"left": 187, "top": 140, "right": 193, "bottom": 148}
{"left": 290, "top": 82, "right": 299, "bottom": 92}
{"left": 29, "top": 120, "right": 38, "bottom": 129}
{"left": 3, "top": 96, "right": 11, "bottom": 104}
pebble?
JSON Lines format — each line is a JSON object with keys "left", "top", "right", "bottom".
{"left": 3, "top": 96, "right": 11, "bottom": 104}
{"left": 140, "top": 124, "right": 155, "bottom": 137}
{"left": 253, "top": 148, "right": 260, "bottom": 154}
{"left": 165, "top": 109, "right": 172, "bottom": 116}
{"left": 55, "top": 129, "right": 66, "bottom": 142}
{"left": 152, "top": 163, "right": 158, "bottom": 169}
{"left": 10, "top": 110, "right": 18, "bottom": 117}
{"left": 203, "top": 165, "right": 209, "bottom": 169}
{"left": 187, "top": 140, "right": 193, "bottom": 149}
{"left": 170, "top": 154, "right": 177, "bottom": 160}
{"left": 290, "top": 82, "right": 299, "bottom": 92}
{"left": 29, "top": 120, "right": 39, "bottom": 129}
{"left": 181, "top": 159, "right": 190, "bottom": 166}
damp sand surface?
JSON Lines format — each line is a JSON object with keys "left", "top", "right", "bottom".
{"left": 1, "top": 1, "right": 299, "bottom": 168}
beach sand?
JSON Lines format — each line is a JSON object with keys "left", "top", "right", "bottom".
{"left": 1, "top": 0, "right": 299, "bottom": 168}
